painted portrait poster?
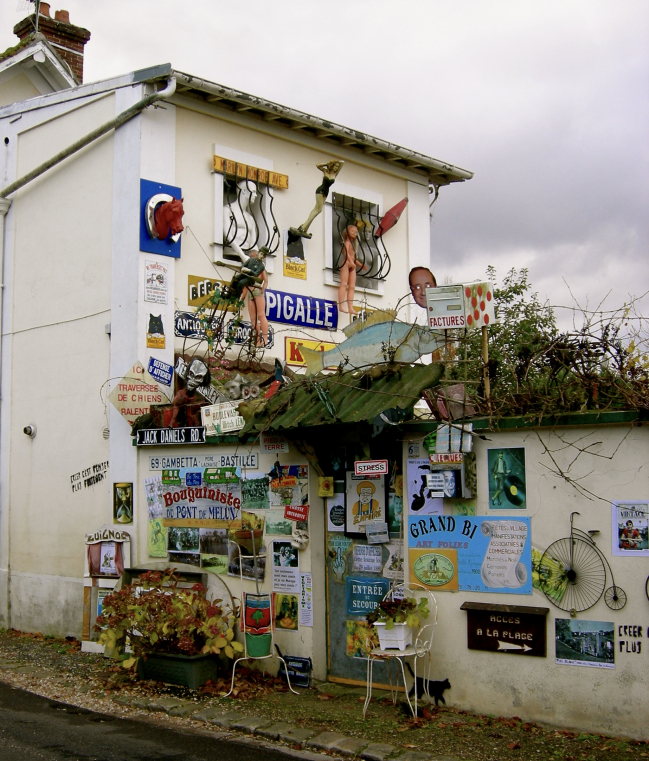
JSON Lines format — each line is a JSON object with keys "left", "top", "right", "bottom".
{"left": 406, "top": 459, "right": 443, "bottom": 516}
{"left": 408, "top": 515, "right": 532, "bottom": 595}
{"left": 555, "top": 619, "right": 614, "bottom": 669}
{"left": 612, "top": 502, "right": 649, "bottom": 556}
{"left": 273, "top": 593, "right": 298, "bottom": 631}
{"left": 270, "top": 465, "right": 309, "bottom": 508}
{"left": 487, "top": 448, "right": 526, "bottom": 509}
{"left": 113, "top": 482, "right": 133, "bottom": 524}
{"left": 345, "top": 472, "right": 386, "bottom": 534}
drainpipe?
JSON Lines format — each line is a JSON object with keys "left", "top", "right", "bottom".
{"left": 0, "top": 75, "right": 175, "bottom": 628}
{"left": 0, "top": 76, "right": 176, "bottom": 199}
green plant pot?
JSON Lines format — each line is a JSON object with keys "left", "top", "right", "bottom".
{"left": 137, "top": 652, "right": 219, "bottom": 690}
{"left": 245, "top": 632, "right": 272, "bottom": 657}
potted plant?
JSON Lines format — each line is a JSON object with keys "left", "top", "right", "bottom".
{"left": 366, "top": 595, "right": 429, "bottom": 651}
{"left": 232, "top": 512, "right": 264, "bottom": 555}
{"left": 95, "top": 568, "right": 243, "bottom": 689}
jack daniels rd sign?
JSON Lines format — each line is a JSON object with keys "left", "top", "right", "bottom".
{"left": 136, "top": 427, "right": 206, "bottom": 446}
{"left": 460, "top": 602, "right": 549, "bottom": 657}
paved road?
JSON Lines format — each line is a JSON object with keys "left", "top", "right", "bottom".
{"left": 0, "top": 681, "right": 290, "bottom": 761}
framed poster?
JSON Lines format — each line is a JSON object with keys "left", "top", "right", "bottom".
{"left": 612, "top": 501, "right": 649, "bottom": 556}
{"left": 113, "top": 483, "right": 133, "bottom": 524}
{"left": 487, "top": 448, "right": 526, "bottom": 509}
{"left": 345, "top": 472, "right": 386, "bottom": 536}
{"left": 407, "top": 459, "right": 443, "bottom": 515}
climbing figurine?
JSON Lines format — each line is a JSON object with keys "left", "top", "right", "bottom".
{"left": 289, "top": 159, "right": 344, "bottom": 241}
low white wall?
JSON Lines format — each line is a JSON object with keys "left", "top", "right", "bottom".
{"left": 403, "top": 423, "right": 649, "bottom": 740}
{"left": 9, "top": 573, "right": 85, "bottom": 637}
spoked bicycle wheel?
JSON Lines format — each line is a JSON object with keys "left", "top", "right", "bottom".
{"left": 538, "top": 537, "right": 606, "bottom": 613}
{"left": 604, "top": 585, "right": 627, "bottom": 610}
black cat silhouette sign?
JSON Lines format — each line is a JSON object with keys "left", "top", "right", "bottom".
{"left": 461, "top": 602, "right": 549, "bottom": 657}
{"left": 147, "top": 313, "right": 165, "bottom": 349}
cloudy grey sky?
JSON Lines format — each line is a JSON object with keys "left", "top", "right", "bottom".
{"left": 2, "top": 1, "right": 647, "bottom": 322}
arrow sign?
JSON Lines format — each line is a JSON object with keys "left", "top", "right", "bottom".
{"left": 497, "top": 641, "right": 532, "bottom": 652}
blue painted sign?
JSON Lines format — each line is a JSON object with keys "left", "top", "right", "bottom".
{"left": 174, "top": 312, "right": 275, "bottom": 348}
{"left": 140, "top": 178, "right": 183, "bottom": 258}
{"left": 345, "top": 577, "right": 390, "bottom": 617}
{"left": 147, "top": 357, "right": 173, "bottom": 386}
{"left": 185, "top": 471, "right": 202, "bottom": 487}
{"left": 408, "top": 516, "right": 532, "bottom": 595}
{"left": 265, "top": 290, "right": 338, "bottom": 331}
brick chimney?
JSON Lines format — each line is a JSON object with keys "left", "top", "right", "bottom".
{"left": 13, "top": 8, "right": 91, "bottom": 83}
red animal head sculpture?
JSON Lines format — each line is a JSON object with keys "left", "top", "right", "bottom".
{"left": 154, "top": 197, "right": 184, "bottom": 240}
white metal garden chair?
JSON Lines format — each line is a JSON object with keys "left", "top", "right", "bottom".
{"left": 225, "top": 536, "right": 299, "bottom": 696}
{"left": 363, "top": 583, "right": 438, "bottom": 718}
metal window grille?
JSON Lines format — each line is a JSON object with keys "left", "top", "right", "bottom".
{"left": 223, "top": 178, "right": 280, "bottom": 259}
{"left": 331, "top": 193, "right": 391, "bottom": 290}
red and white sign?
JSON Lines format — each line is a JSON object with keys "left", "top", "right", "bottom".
{"left": 108, "top": 361, "right": 170, "bottom": 427}
{"left": 284, "top": 504, "right": 309, "bottom": 522}
{"left": 261, "top": 432, "right": 289, "bottom": 453}
{"left": 426, "top": 281, "right": 495, "bottom": 331}
{"left": 429, "top": 452, "right": 464, "bottom": 464}
{"left": 354, "top": 459, "right": 389, "bottom": 477}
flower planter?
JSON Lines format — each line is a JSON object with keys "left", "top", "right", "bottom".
{"left": 234, "top": 529, "right": 263, "bottom": 555}
{"left": 245, "top": 632, "right": 272, "bottom": 657}
{"left": 374, "top": 622, "right": 412, "bottom": 651}
{"left": 137, "top": 652, "right": 219, "bottom": 690}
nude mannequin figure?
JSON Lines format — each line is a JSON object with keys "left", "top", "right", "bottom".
{"left": 338, "top": 225, "right": 367, "bottom": 315}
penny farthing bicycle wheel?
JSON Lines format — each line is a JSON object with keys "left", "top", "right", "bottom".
{"left": 538, "top": 537, "right": 606, "bottom": 613}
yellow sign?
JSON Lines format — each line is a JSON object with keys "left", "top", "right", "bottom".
{"left": 283, "top": 256, "right": 306, "bottom": 280}
{"left": 285, "top": 337, "right": 337, "bottom": 367}
{"left": 146, "top": 334, "right": 165, "bottom": 349}
{"left": 187, "top": 275, "right": 235, "bottom": 310}
{"left": 408, "top": 548, "right": 459, "bottom": 591}
{"left": 213, "top": 156, "right": 288, "bottom": 190}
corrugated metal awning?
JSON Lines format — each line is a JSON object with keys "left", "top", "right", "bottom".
{"left": 240, "top": 363, "right": 443, "bottom": 436}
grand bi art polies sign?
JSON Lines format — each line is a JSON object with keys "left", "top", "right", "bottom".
{"left": 408, "top": 515, "right": 532, "bottom": 595}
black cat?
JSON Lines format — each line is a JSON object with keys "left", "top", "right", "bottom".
{"left": 148, "top": 314, "right": 164, "bottom": 336}
{"left": 406, "top": 663, "right": 451, "bottom": 705}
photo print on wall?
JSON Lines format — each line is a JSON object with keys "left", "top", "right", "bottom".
{"left": 555, "top": 619, "right": 614, "bottom": 669}
{"left": 611, "top": 501, "right": 649, "bottom": 556}
{"left": 487, "top": 448, "right": 526, "bottom": 509}
{"left": 113, "top": 483, "right": 133, "bottom": 524}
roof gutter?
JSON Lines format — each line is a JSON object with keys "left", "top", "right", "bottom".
{"left": 0, "top": 76, "right": 176, "bottom": 199}
{"left": 172, "top": 70, "right": 473, "bottom": 184}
